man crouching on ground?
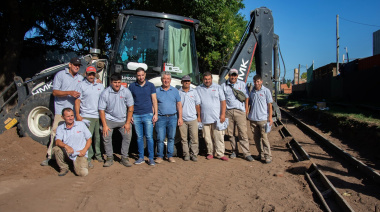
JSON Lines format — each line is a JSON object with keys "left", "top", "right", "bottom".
{"left": 53, "top": 108, "right": 92, "bottom": 177}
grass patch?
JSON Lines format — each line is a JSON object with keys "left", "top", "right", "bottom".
{"left": 277, "top": 95, "right": 380, "bottom": 128}
{"left": 326, "top": 107, "right": 380, "bottom": 128}
{"left": 276, "top": 94, "right": 309, "bottom": 108}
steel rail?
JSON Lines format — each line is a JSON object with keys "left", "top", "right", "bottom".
{"left": 306, "top": 163, "right": 355, "bottom": 212}
{"left": 277, "top": 119, "right": 310, "bottom": 161}
{"left": 280, "top": 108, "right": 380, "bottom": 184}
{"left": 276, "top": 118, "right": 355, "bottom": 211}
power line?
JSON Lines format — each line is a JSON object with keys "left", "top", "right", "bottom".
{"left": 340, "top": 16, "right": 380, "bottom": 28}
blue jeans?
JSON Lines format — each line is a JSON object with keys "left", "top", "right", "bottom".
{"left": 155, "top": 114, "right": 177, "bottom": 158}
{"left": 133, "top": 113, "right": 154, "bottom": 160}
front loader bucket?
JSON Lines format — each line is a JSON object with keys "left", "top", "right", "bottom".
{"left": 0, "top": 76, "right": 27, "bottom": 134}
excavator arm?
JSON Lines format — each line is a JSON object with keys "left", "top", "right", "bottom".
{"left": 219, "top": 7, "right": 281, "bottom": 120}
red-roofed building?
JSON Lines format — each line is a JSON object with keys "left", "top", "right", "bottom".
{"left": 280, "top": 84, "right": 292, "bottom": 94}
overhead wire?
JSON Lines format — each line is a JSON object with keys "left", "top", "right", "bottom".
{"left": 278, "top": 43, "right": 286, "bottom": 81}
{"left": 339, "top": 16, "right": 380, "bottom": 28}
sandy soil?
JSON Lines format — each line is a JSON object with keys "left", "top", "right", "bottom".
{"left": 0, "top": 124, "right": 324, "bottom": 212}
{"left": 281, "top": 109, "right": 380, "bottom": 212}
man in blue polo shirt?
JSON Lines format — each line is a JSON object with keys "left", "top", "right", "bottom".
{"left": 75, "top": 66, "right": 105, "bottom": 168}
{"left": 178, "top": 75, "right": 200, "bottom": 162}
{"left": 41, "top": 57, "right": 84, "bottom": 166}
{"left": 53, "top": 108, "right": 92, "bottom": 177}
{"left": 221, "top": 69, "right": 253, "bottom": 162}
{"left": 98, "top": 73, "right": 134, "bottom": 167}
{"left": 247, "top": 74, "right": 273, "bottom": 164}
{"left": 155, "top": 72, "right": 183, "bottom": 164}
{"left": 129, "top": 67, "right": 158, "bottom": 166}
{"left": 196, "top": 72, "right": 228, "bottom": 161}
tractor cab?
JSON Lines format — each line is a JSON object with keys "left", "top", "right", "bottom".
{"left": 111, "top": 10, "right": 200, "bottom": 87}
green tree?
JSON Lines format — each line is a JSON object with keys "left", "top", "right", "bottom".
{"left": 301, "top": 72, "right": 307, "bottom": 79}
{"left": 0, "top": 0, "right": 247, "bottom": 89}
{"left": 1, "top": 0, "right": 52, "bottom": 89}
{"left": 0, "top": 0, "right": 132, "bottom": 90}
{"left": 286, "top": 79, "right": 292, "bottom": 88}
{"left": 133, "top": 0, "right": 247, "bottom": 74}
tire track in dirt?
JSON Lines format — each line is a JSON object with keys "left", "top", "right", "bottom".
{"left": 183, "top": 162, "right": 228, "bottom": 211}
{"left": 70, "top": 163, "right": 137, "bottom": 211}
{"left": 54, "top": 176, "right": 86, "bottom": 209}
{"left": 125, "top": 161, "right": 197, "bottom": 211}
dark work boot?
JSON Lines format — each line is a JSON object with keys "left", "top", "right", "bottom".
{"left": 40, "top": 159, "right": 50, "bottom": 166}
{"left": 120, "top": 157, "right": 132, "bottom": 167}
{"left": 103, "top": 156, "right": 114, "bottom": 167}
{"left": 58, "top": 169, "right": 69, "bottom": 177}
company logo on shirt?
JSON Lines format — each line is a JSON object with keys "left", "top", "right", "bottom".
{"left": 98, "top": 88, "right": 101, "bottom": 90}
{"left": 78, "top": 80, "right": 81, "bottom": 82}
{"left": 212, "top": 90, "right": 216, "bottom": 91}
{"left": 260, "top": 94, "right": 263, "bottom": 97}
{"left": 77, "top": 131, "right": 81, "bottom": 133}
{"left": 120, "top": 96, "right": 123, "bottom": 98}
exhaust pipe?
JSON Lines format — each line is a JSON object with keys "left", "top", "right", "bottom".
{"left": 90, "top": 17, "right": 101, "bottom": 59}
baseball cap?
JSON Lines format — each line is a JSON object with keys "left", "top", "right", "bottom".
{"left": 86, "top": 66, "right": 96, "bottom": 73}
{"left": 229, "top": 69, "right": 238, "bottom": 75}
{"left": 182, "top": 75, "right": 191, "bottom": 81}
{"left": 70, "top": 57, "right": 82, "bottom": 66}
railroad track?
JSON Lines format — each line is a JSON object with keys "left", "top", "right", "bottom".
{"left": 276, "top": 108, "right": 380, "bottom": 212}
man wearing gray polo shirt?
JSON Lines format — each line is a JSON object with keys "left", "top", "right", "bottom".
{"left": 155, "top": 72, "right": 183, "bottom": 164}
{"left": 247, "top": 75, "right": 273, "bottom": 164}
{"left": 53, "top": 108, "right": 92, "bottom": 177}
{"left": 41, "top": 57, "right": 84, "bottom": 166}
{"left": 75, "top": 66, "right": 105, "bottom": 168}
{"left": 99, "top": 73, "right": 134, "bottom": 167}
{"left": 221, "top": 69, "right": 253, "bottom": 162}
{"left": 178, "top": 75, "right": 201, "bottom": 162}
{"left": 196, "top": 72, "right": 228, "bottom": 161}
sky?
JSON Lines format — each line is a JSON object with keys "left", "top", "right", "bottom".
{"left": 240, "top": 0, "right": 380, "bottom": 81}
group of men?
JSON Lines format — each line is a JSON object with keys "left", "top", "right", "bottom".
{"left": 41, "top": 57, "right": 274, "bottom": 177}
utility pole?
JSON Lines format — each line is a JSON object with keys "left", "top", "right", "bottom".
{"left": 336, "top": 15, "right": 339, "bottom": 74}
{"left": 298, "top": 64, "right": 301, "bottom": 84}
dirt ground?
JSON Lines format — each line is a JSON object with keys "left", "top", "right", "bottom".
{"left": 280, "top": 110, "right": 380, "bottom": 211}
{"left": 287, "top": 107, "right": 380, "bottom": 172}
{"left": 0, "top": 123, "right": 325, "bottom": 212}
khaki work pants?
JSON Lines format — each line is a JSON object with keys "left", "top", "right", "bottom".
{"left": 226, "top": 109, "right": 251, "bottom": 157}
{"left": 202, "top": 123, "right": 225, "bottom": 158}
{"left": 53, "top": 146, "right": 89, "bottom": 177}
{"left": 47, "top": 115, "right": 65, "bottom": 159}
{"left": 179, "top": 119, "right": 199, "bottom": 157}
{"left": 250, "top": 120, "right": 272, "bottom": 159}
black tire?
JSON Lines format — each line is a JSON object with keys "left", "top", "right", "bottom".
{"left": 17, "top": 92, "right": 54, "bottom": 145}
